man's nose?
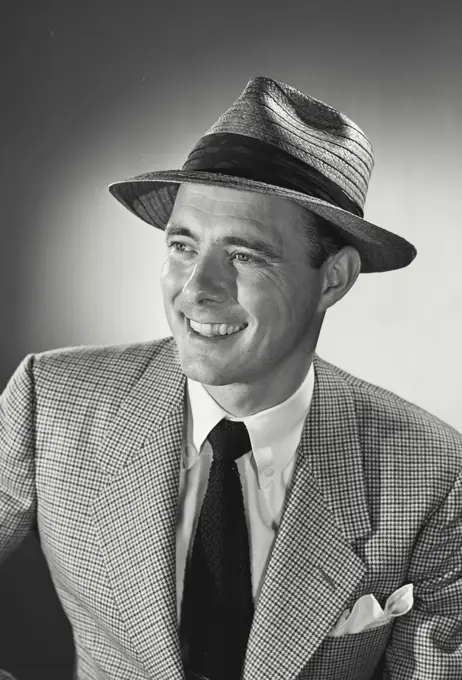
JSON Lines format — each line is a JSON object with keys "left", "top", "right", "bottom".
{"left": 182, "top": 254, "right": 232, "bottom": 305}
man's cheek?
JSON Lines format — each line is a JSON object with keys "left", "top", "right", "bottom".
{"left": 160, "top": 266, "right": 179, "bottom": 300}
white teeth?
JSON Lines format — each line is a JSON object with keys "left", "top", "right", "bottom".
{"left": 189, "top": 319, "right": 246, "bottom": 337}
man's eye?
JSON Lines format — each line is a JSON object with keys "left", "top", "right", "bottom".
{"left": 233, "top": 252, "right": 255, "bottom": 264}
{"left": 167, "top": 243, "right": 257, "bottom": 265}
{"left": 168, "top": 241, "right": 190, "bottom": 253}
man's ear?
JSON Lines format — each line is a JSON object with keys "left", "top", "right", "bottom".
{"left": 317, "top": 246, "right": 361, "bottom": 314}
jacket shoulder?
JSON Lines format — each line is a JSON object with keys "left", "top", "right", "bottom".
{"left": 318, "top": 357, "right": 462, "bottom": 461}
{"left": 31, "top": 335, "right": 178, "bottom": 397}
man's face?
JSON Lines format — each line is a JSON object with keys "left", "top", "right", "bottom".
{"left": 160, "top": 184, "right": 326, "bottom": 388}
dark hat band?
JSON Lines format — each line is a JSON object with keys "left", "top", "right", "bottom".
{"left": 182, "top": 132, "right": 364, "bottom": 218}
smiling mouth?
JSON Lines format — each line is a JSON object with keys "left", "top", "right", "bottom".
{"left": 185, "top": 316, "right": 247, "bottom": 338}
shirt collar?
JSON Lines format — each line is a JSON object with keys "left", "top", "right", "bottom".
{"left": 184, "top": 364, "right": 315, "bottom": 479}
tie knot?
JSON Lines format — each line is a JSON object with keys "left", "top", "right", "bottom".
{"left": 207, "top": 418, "right": 251, "bottom": 463}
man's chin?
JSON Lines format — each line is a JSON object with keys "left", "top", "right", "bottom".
{"left": 178, "top": 353, "right": 237, "bottom": 386}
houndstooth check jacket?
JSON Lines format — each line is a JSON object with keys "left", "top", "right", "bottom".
{"left": 1, "top": 336, "right": 462, "bottom": 680}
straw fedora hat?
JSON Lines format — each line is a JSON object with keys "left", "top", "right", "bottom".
{"left": 109, "top": 76, "right": 417, "bottom": 273}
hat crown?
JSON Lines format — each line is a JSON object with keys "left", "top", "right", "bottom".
{"left": 108, "top": 76, "right": 417, "bottom": 273}
{"left": 204, "top": 76, "right": 374, "bottom": 210}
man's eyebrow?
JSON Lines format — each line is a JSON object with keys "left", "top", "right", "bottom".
{"left": 164, "top": 223, "right": 284, "bottom": 260}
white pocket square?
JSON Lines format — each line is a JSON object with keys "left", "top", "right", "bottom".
{"left": 328, "top": 583, "right": 414, "bottom": 637}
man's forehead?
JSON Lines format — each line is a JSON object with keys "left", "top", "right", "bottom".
{"left": 173, "top": 184, "right": 271, "bottom": 219}
{"left": 172, "top": 183, "right": 305, "bottom": 226}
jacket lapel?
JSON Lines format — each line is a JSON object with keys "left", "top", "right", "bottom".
{"left": 244, "top": 356, "right": 371, "bottom": 680}
{"left": 90, "top": 339, "right": 186, "bottom": 679}
{"left": 89, "top": 342, "right": 371, "bottom": 680}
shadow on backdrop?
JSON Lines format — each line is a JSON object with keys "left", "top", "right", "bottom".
{"left": 0, "top": 529, "right": 74, "bottom": 679}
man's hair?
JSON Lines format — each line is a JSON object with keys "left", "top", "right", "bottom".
{"left": 295, "top": 208, "right": 349, "bottom": 269}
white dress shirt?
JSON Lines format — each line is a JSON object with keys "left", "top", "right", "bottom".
{"left": 176, "top": 364, "right": 315, "bottom": 623}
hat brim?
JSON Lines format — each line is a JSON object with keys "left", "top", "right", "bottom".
{"left": 108, "top": 170, "right": 417, "bottom": 273}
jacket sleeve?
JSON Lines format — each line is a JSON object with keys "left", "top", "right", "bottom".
{"left": 383, "top": 468, "right": 462, "bottom": 678}
{"left": 0, "top": 355, "right": 37, "bottom": 566}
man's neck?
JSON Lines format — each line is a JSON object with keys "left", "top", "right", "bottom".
{"left": 202, "top": 352, "right": 315, "bottom": 418}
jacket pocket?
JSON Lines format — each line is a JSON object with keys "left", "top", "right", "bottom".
{"left": 297, "top": 622, "right": 393, "bottom": 680}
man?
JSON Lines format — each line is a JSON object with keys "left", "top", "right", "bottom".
{"left": 1, "top": 77, "right": 461, "bottom": 680}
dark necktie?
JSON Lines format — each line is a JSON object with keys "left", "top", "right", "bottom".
{"left": 181, "top": 418, "right": 254, "bottom": 680}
